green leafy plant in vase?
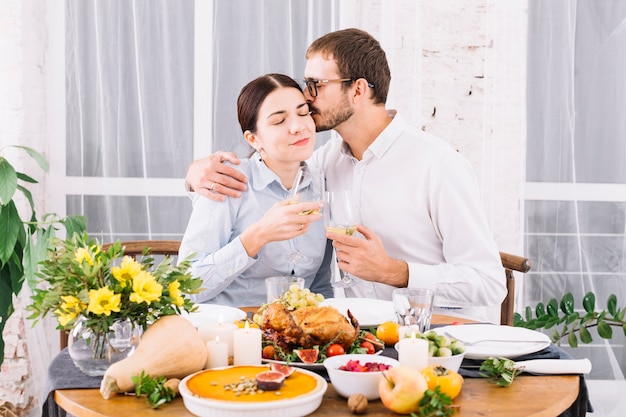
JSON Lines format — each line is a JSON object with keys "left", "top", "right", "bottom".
{"left": 514, "top": 292, "right": 626, "bottom": 347}
{"left": 0, "top": 145, "right": 86, "bottom": 367}
{"left": 27, "top": 232, "right": 203, "bottom": 376}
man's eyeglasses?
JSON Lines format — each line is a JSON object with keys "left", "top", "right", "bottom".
{"left": 301, "top": 78, "right": 375, "bottom": 97}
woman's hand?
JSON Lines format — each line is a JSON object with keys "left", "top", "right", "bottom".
{"left": 185, "top": 152, "right": 248, "bottom": 200}
{"left": 240, "top": 200, "right": 323, "bottom": 257}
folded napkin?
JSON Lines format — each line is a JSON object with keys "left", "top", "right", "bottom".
{"left": 459, "top": 343, "right": 562, "bottom": 378}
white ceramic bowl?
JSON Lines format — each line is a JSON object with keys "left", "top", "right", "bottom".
{"left": 393, "top": 342, "right": 465, "bottom": 372}
{"left": 426, "top": 351, "right": 465, "bottom": 372}
{"left": 323, "top": 354, "right": 400, "bottom": 400}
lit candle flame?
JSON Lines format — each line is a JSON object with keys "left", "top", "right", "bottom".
{"left": 215, "top": 335, "right": 220, "bottom": 343}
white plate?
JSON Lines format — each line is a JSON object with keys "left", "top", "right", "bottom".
{"left": 320, "top": 298, "right": 395, "bottom": 327}
{"left": 263, "top": 351, "right": 382, "bottom": 370}
{"left": 183, "top": 304, "right": 247, "bottom": 328}
{"left": 179, "top": 366, "right": 327, "bottom": 417}
{"left": 437, "top": 324, "right": 551, "bottom": 360}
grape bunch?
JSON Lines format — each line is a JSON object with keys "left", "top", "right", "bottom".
{"left": 281, "top": 284, "right": 325, "bottom": 310}
{"left": 253, "top": 284, "right": 325, "bottom": 325}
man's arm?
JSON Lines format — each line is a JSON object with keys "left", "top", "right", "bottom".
{"left": 185, "top": 151, "right": 248, "bottom": 200}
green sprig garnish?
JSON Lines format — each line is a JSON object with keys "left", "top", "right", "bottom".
{"left": 412, "top": 386, "right": 457, "bottom": 417}
{"left": 479, "top": 357, "right": 522, "bottom": 387}
{"left": 131, "top": 371, "right": 177, "bottom": 408}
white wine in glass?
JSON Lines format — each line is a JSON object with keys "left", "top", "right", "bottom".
{"left": 286, "top": 166, "right": 324, "bottom": 269}
{"left": 324, "top": 190, "right": 359, "bottom": 288}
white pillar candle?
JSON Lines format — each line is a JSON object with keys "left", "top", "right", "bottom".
{"left": 233, "top": 321, "right": 262, "bottom": 366}
{"left": 398, "top": 325, "right": 422, "bottom": 340}
{"left": 205, "top": 336, "right": 229, "bottom": 369}
{"left": 197, "top": 321, "right": 237, "bottom": 357}
{"left": 398, "top": 332, "right": 429, "bottom": 371}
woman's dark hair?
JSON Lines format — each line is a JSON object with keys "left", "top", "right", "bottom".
{"left": 237, "top": 73, "right": 303, "bottom": 133}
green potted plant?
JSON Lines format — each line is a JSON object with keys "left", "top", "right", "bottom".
{"left": 514, "top": 292, "right": 626, "bottom": 347}
{"left": 0, "top": 145, "right": 86, "bottom": 366}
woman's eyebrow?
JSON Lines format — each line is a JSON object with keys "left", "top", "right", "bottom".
{"left": 266, "top": 110, "right": 286, "bottom": 119}
{"left": 266, "top": 103, "right": 308, "bottom": 119}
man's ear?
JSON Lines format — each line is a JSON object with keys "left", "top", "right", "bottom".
{"left": 352, "top": 78, "right": 372, "bottom": 103}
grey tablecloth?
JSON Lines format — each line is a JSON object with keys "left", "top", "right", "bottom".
{"left": 44, "top": 344, "right": 592, "bottom": 417}
{"left": 43, "top": 349, "right": 102, "bottom": 417}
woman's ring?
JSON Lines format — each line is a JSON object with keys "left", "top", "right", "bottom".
{"left": 300, "top": 224, "right": 304, "bottom": 230}
{"left": 209, "top": 182, "right": 217, "bottom": 191}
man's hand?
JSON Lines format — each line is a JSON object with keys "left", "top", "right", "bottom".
{"left": 185, "top": 152, "right": 247, "bottom": 201}
{"left": 327, "top": 224, "right": 409, "bottom": 287}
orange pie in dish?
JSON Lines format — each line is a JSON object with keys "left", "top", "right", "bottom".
{"left": 180, "top": 365, "right": 327, "bottom": 417}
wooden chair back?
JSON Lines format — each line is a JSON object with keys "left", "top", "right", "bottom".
{"left": 59, "top": 240, "right": 182, "bottom": 350}
{"left": 499, "top": 251, "right": 531, "bottom": 326}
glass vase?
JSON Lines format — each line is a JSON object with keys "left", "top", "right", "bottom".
{"left": 67, "top": 316, "right": 142, "bottom": 376}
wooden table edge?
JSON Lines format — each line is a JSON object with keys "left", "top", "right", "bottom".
{"left": 53, "top": 312, "right": 580, "bottom": 417}
{"left": 54, "top": 374, "right": 580, "bottom": 417}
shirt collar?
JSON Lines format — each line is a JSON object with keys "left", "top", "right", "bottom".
{"left": 249, "top": 153, "right": 309, "bottom": 192}
{"left": 339, "top": 112, "right": 408, "bottom": 160}
{"left": 249, "top": 153, "right": 282, "bottom": 191}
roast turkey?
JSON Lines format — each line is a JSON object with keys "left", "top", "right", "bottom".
{"left": 261, "top": 303, "right": 360, "bottom": 351}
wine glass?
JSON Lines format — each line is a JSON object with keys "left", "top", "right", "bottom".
{"left": 324, "top": 190, "right": 359, "bottom": 288}
{"left": 286, "top": 165, "right": 324, "bottom": 270}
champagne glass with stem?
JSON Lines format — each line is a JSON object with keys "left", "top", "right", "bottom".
{"left": 286, "top": 165, "right": 324, "bottom": 272}
{"left": 324, "top": 190, "right": 359, "bottom": 288}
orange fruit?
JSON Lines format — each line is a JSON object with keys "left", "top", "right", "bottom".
{"left": 235, "top": 319, "right": 259, "bottom": 329}
{"left": 376, "top": 321, "right": 400, "bottom": 345}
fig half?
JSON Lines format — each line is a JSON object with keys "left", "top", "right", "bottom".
{"left": 255, "top": 370, "right": 285, "bottom": 391}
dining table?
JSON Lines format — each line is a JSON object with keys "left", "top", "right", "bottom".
{"left": 46, "top": 311, "right": 589, "bottom": 417}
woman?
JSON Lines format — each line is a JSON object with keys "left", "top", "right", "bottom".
{"left": 179, "top": 74, "right": 333, "bottom": 306}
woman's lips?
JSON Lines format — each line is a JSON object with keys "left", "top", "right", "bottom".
{"left": 292, "top": 138, "right": 310, "bottom": 146}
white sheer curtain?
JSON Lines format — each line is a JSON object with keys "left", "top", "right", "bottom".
{"left": 64, "top": 0, "right": 195, "bottom": 241}
{"left": 61, "top": 0, "right": 338, "bottom": 243}
{"left": 525, "top": 0, "right": 626, "bottom": 379}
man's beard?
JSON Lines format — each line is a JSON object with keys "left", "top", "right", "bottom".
{"left": 310, "top": 95, "right": 354, "bottom": 132}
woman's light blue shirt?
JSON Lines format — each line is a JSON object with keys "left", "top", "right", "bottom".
{"left": 179, "top": 155, "right": 333, "bottom": 307}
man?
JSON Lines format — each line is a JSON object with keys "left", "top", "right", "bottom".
{"left": 186, "top": 28, "right": 506, "bottom": 323}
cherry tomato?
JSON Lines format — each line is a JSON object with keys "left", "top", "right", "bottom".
{"left": 327, "top": 343, "right": 345, "bottom": 357}
{"left": 360, "top": 341, "right": 375, "bottom": 354}
{"left": 421, "top": 364, "right": 464, "bottom": 399}
{"left": 364, "top": 332, "right": 378, "bottom": 342}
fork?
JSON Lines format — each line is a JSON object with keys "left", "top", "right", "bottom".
{"left": 444, "top": 332, "right": 548, "bottom": 345}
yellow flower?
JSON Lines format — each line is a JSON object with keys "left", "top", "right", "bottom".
{"left": 87, "top": 286, "right": 121, "bottom": 316}
{"left": 130, "top": 271, "right": 163, "bottom": 305}
{"left": 111, "top": 256, "right": 142, "bottom": 286}
{"left": 60, "top": 295, "right": 86, "bottom": 313}
{"left": 75, "top": 247, "right": 94, "bottom": 266}
{"left": 55, "top": 309, "right": 78, "bottom": 327}
{"left": 168, "top": 281, "right": 184, "bottom": 307}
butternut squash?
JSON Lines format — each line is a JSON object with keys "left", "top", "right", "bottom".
{"left": 100, "top": 314, "right": 207, "bottom": 399}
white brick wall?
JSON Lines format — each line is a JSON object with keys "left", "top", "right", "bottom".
{"left": 0, "top": 1, "right": 528, "bottom": 413}
{"left": 356, "top": 0, "right": 527, "bottom": 254}
{"left": 1, "top": 0, "right": 51, "bottom": 415}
